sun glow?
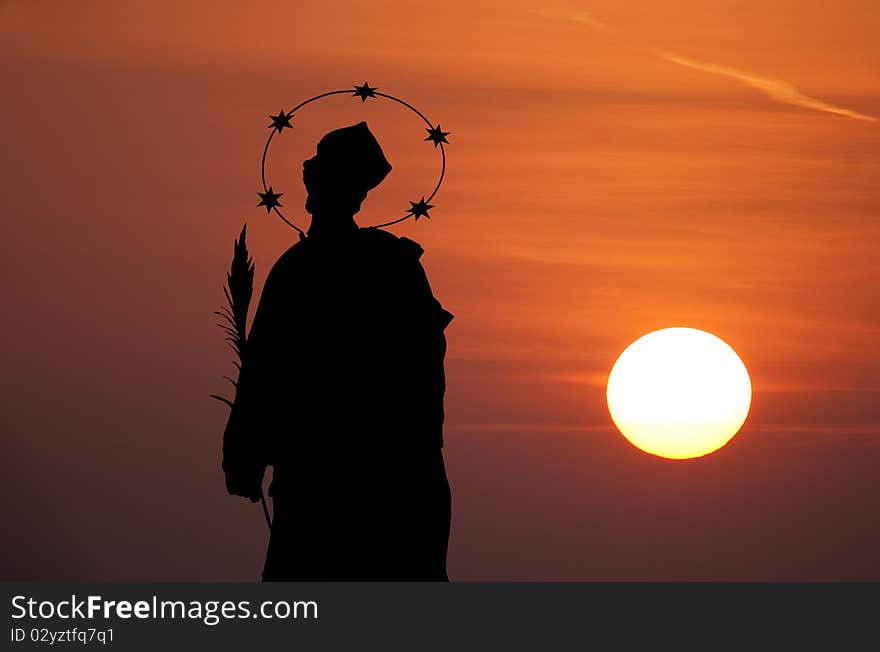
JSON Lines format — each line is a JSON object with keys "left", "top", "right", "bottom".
{"left": 606, "top": 328, "right": 752, "bottom": 459}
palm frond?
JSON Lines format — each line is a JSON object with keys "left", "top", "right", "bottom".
{"left": 214, "top": 309, "right": 237, "bottom": 328}
{"left": 212, "top": 224, "right": 255, "bottom": 407}
{"left": 210, "top": 394, "right": 234, "bottom": 408}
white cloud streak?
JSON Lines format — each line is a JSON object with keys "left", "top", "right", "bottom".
{"left": 657, "top": 50, "right": 876, "bottom": 122}
{"left": 530, "top": 7, "right": 611, "bottom": 31}
{"left": 537, "top": 7, "right": 876, "bottom": 123}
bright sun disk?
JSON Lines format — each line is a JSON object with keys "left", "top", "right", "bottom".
{"left": 606, "top": 327, "right": 752, "bottom": 459}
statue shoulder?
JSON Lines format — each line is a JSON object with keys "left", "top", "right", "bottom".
{"left": 358, "top": 228, "right": 453, "bottom": 328}
{"left": 278, "top": 238, "right": 311, "bottom": 265}
{"left": 357, "top": 227, "right": 425, "bottom": 261}
{"left": 264, "top": 239, "right": 309, "bottom": 286}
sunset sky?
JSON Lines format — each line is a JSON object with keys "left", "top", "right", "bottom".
{"left": 2, "top": 0, "right": 878, "bottom": 580}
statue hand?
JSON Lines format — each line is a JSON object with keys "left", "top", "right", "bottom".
{"left": 224, "top": 461, "right": 265, "bottom": 503}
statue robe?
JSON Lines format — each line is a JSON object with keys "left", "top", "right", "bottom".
{"left": 222, "top": 226, "right": 453, "bottom": 580}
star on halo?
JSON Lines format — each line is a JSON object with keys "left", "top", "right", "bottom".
{"left": 406, "top": 197, "right": 434, "bottom": 221}
{"left": 257, "top": 187, "right": 283, "bottom": 213}
{"left": 352, "top": 82, "right": 378, "bottom": 102}
{"left": 268, "top": 109, "right": 294, "bottom": 134}
{"left": 425, "top": 124, "right": 450, "bottom": 147}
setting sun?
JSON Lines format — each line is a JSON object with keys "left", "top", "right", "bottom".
{"left": 606, "top": 328, "right": 752, "bottom": 460}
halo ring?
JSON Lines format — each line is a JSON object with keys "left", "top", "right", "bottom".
{"left": 259, "top": 85, "right": 447, "bottom": 236}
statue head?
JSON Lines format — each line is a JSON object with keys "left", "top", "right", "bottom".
{"left": 302, "top": 121, "right": 392, "bottom": 222}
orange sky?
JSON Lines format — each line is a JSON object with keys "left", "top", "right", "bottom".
{"left": 2, "top": 0, "right": 878, "bottom": 579}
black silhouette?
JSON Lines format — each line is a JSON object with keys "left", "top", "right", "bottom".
{"left": 221, "top": 122, "right": 453, "bottom": 581}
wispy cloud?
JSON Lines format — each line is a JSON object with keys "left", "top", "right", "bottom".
{"left": 529, "top": 6, "right": 610, "bottom": 31}
{"left": 537, "top": 7, "right": 877, "bottom": 123}
{"left": 657, "top": 50, "right": 877, "bottom": 122}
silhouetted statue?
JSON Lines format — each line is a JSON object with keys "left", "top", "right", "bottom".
{"left": 222, "top": 122, "right": 453, "bottom": 580}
